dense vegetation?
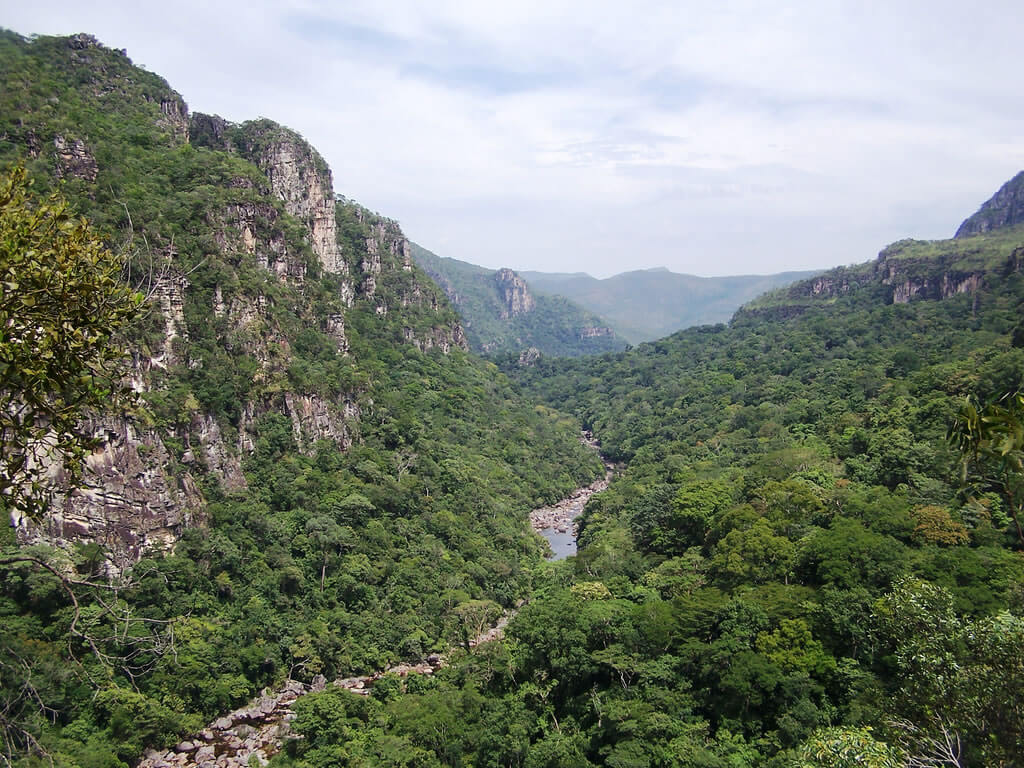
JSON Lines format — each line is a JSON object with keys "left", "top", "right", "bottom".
{"left": 412, "top": 244, "right": 625, "bottom": 358}
{"left": 271, "top": 234, "right": 1024, "bottom": 767}
{"left": 1, "top": 27, "right": 1023, "bottom": 768}
{"left": 520, "top": 267, "right": 821, "bottom": 344}
{"left": 0, "top": 31, "right": 601, "bottom": 765}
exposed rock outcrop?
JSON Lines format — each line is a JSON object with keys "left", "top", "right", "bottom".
{"left": 187, "top": 414, "right": 247, "bottom": 492}
{"left": 239, "top": 123, "right": 348, "bottom": 280}
{"left": 494, "top": 268, "right": 535, "bottom": 318}
{"left": 283, "top": 393, "right": 357, "bottom": 454}
{"left": 956, "top": 170, "right": 1024, "bottom": 238}
{"left": 579, "top": 326, "right": 614, "bottom": 339}
{"left": 876, "top": 245, "right": 986, "bottom": 304}
{"left": 776, "top": 243, "right": 991, "bottom": 308}
{"left": 158, "top": 95, "right": 190, "bottom": 144}
{"left": 154, "top": 271, "right": 189, "bottom": 366}
{"left": 215, "top": 201, "right": 307, "bottom": 282}
{"left": 884, "top": 271, "right": 982, "bottom": 304}
{"left": 518, "top": 347, "right": 541, "bottom": 366}
{"left": 362, "top": 219, "right": 412, "bottom": 297}
{"left": 13, "top": 416, "right": 203, "bottom": 571}
{"left": 403, "top": 324, "right": 468, "bottom": 354}
{"left": 53, "top": 135, "right": 98, "bottom": 182}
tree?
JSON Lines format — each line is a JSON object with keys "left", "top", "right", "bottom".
{"left": 451, "top": 599, "right": 502, "bottom": 651}
{"left": 875, "top": 578, "right": 1024, "bottom": 765}
{"left": 0, "top": 166, "right": 140, "bottom": 518}
{"left": 0, "top": 167, "right": 152, "bottom": 762}
{"left": 949, "top": 391, "right": 1024, "bottom": 546}
{"left": 796, "top": 726, "right": 901, "bottom": 768}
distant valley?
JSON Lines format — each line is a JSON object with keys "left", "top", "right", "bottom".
{"left": 522, "top": 266, "right": 823, "bottom": 343}
{"left": 411, "top": 243, "right": 625, "bottom": 357}
{"left": 413, "top": 245, "right": 822, "bottom": 354}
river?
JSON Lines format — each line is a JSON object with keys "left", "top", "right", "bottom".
{"left": 529, "top": 432, "right": 614, "bottom": 560}
{"left": 137, "top": 435, "right": 614, "bottom": 767}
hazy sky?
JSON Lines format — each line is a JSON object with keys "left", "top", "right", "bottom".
{"left": 5, "top": 1, "right": 1024, "bottom": 277}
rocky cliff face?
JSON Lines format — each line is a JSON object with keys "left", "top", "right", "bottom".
{"left": 495, "top": 268, "right": 535, "bottom": 318}
{"left": 879, "top": 262, "right": 984, "bottom": 304}
{"left": 237, "top": 123, "right": 348, "bottom": 281}
{"left": 5, "top": 36, "right": 466, "bottom": 564}
{"left": 742, "top": 238, "right": 1024, "bottom": 328}
{"left": 13, "top": 415, "right": 204, "bottom": 571}
{"left": 192, "top": 115, "right": 354, "bottom": 302}
{"left": 956, "top": 171, "right": 1024, "bottom": 238}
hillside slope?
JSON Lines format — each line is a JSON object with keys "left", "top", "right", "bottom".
{"left": 411, "top": 243, "right": 625, "bottom": 357}
{"left": 522, "top": 266, "right": 822, "bottom": 342}
{"left": 955, "top": 170, "right": 1024, "bottom": 238}
{"left": 0, "top": 30, "right": 602, "bottom": 764}
{"left": 494, "top": 197, "right": 1024, "bottom": 765}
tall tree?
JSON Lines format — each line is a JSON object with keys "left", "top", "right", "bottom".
{"left": 949, "top": 391, "right": 1024, "bottom": 546}
{"left": 0, "top": 166, "right": 140, "bottom": 518}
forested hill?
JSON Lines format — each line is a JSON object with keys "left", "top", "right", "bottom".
{"left": 492, "top": 210, "right": 1024, "bottom": 765}
{"left": 4, "top": 25, "right": 1024, "bottom": 768}
{"left": 520, "top": 266, "right": 822, "bottom": 343}
{"left": 0, "top": 29, "right": 603, "bottom": 764}
{"left": 411, "top": 243, "right": 626, "bottom": 357}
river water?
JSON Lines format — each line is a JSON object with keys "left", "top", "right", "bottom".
{"left": 138, "top": 436, "right": 614, "bottom": 767}
{"left": 529, "top": 434, "right": 614, "bottom": 560}
{"left": 541, "top": 527, "right": 579, "bottom": 560}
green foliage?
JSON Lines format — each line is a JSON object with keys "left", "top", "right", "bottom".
{"left": 795, "top": 726, "right": 900, "bottom": 768}
{"left": 0, "top": 165, "right": 139, "bottom": 516}
{"left": 950, "top": 390, "right": 1024, "bottom": 545}
{"left": 493, "top": 219, "right": 1024, "bottom": 763}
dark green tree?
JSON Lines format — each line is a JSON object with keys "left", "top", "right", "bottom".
{"left": 949, "top": 391, "right": 1024, "bottom": 546}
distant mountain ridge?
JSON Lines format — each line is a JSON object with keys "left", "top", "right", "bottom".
{"left": 520, "top": 267, "right": 823, "bottom": 343}
{"left": 411, "top": 243, "right": 625, "bottom": 357}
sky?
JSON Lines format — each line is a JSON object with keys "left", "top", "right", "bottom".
{"left": 4, "top": 1, "right": 1024, "bottom": 278}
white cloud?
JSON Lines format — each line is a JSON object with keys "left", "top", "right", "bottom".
{"left": 4, "top": 1, "right": 1024, "bottom": 276}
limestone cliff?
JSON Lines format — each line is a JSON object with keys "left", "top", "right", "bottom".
{"left": 495, "top": 268, "right": 535, "bottom": 318}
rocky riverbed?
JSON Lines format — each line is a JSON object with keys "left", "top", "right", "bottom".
{"left": 136, "top": 659, "right": 442, "bottom": 768}
{"left": 530, "top": 433, "right": 614, "bottom": 558}
{"left": 139, "top": 436, "right": 612, "bottom": 767}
